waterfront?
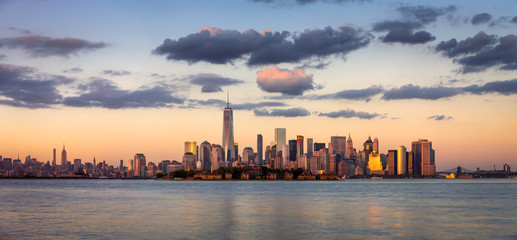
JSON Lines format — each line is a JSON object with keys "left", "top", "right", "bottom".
{"left": 1, "top": 179, "right": 516, "bottom": 239}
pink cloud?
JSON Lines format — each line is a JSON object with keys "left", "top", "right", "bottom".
{"left": 256, "top": 66, "right": 314, "bottom": 95}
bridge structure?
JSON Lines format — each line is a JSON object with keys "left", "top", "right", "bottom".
{"left": 438, "top": 166, "right": 514, "bottom": 178}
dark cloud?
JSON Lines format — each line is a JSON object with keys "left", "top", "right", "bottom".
{"left": 435, "top": 31, "right": 497, "bottom": 58}
{"left": 0, "top": 35, "right": 107, "bottom": 57}
{"left": 318, "top": 108, "right": 380, "bottom": 119}
{"left": 512, "top": 16, "right": 517, "bottom": 23}
{"left": 153, "top": 25, "right": 371, "bottom": 66}
{"left": 187, "top": 98, "right": 286, "bottom": 110}
{"left": 102, "top": 70, "right": 131, "bottom": 76}
{"left": 0, "top": 64, "right": 72, "bottom": 108}
{"left": 428, "top": 115, "right": 453, "bottom": 121}
{"left": 471, "top": 13, "right": 492, "bottom": 25}
{"left": 373, "top": 5, "right": 455, "bottom": 45}
{"left": 435, "top": 32, "right": 517, "bottom": 73}
{"left": 189, "top": 73, "right": 244, "bottom": 93}
{"left": 319, "top": 85, "right": 383, "bottom": 101}
{"left": 63, "top": 67, "right": 83, "bottom": 73}
{"left": 382, "top": 84, "right": 460, "bottom": 100}
{"left": 252, "top": 0, "right": 368, "bottom": 6}
{"left": 254, "top": 107, "right": 310, "bottom": 117}
{"left": 463, "top": 79, "right": 517, "bottom": 95}
{"left": 256, "top": 66, "right": 314, "bottom": 95}
{"left": 0, "top": 54, "right": 6, "bottom": 61}
{"left": 62, "top": 78, "right": 184, "bottom": 109}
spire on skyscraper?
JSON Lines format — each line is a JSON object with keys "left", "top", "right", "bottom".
{"left": 226, "top": 90, "right": 229, "bottom": 108}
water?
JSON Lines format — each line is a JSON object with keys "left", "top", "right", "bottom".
{"left": 0, "top": 179, "right": 516, "bottom": 240}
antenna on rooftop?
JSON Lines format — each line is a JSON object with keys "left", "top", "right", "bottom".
{"left": 227, "top": 89, "right": 229, "bottom": 108}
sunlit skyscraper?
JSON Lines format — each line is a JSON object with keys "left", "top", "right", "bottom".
{"left": 184, "top": 141, "right": 197, "bottom": 160}
{"left": 412, "top": 139, "right": 435, "bottom": 176}
{"left": 373, "top": 137, "right": 379, "bottom": 153}
{"left": 134, "top": 153, "right": 146, "bottom": 177}
{"left": 222, "top": 92, "right": 235, "bottom": 163}
{"left": 296, "top": 135, "right": 304, "bottom": 167}
{"left": 274, "top": 128, "right": 286, "bottom": 156}
{"left": 397, "top": 145, "right": 407, "bottom": 175}
{"left": 330, "top": 136, "right": 346, "bottom": 159}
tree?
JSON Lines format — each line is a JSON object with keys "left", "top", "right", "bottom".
{"left": 156, "top": 172, "right": 164, "bottom": 178}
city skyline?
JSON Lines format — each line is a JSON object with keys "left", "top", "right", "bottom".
{"left": 0, "top": 0, "right": 516, "bottom": 170}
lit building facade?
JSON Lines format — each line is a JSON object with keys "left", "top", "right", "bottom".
{"left": 133, "top": 153, "right": 146, "bottom": 177}
{"left": 397, "top": 145, "right": 407, "bottom": 175}
{"left": 412, "top": 139, "right": 436, "bottom": 176}
{"left": 330, "top": 136, "right": 346, "bottom": 160}
{"left": 222, "top": 96, "right": 235, "bottom": 164}
{"left": 274, "top": 128, "right": 286, "bottom": 156}
{"left": 184, "top": 141, "right": 197, "bottom": 160}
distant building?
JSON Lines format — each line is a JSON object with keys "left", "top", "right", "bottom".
{"left": 387, "top": 150, "right": 397, "bottom": 175}
{"left": 407, "top": 151, "right": 414, "bottom": 175}
{"left": 368, "top": 153, "right": 384, "bottom": 175}
{"left": 257, "top": 134, "right": 263, "bottom": 165}
{"left": 61, "top": 145, "right": 67, "bottom": 170}
{"left": 397, "top": 145, "right": 407, "bottom": 175}
{"left": 242, "top": 147, "right": 254, "bottom": 166}
{"left": 412, "top": 139, "right": 436, "bottom": 176}
{"left": 345, "top": 133, "right": 357, "bottom": 159}
{"left": 133, "top": 153, "right": 146, "bottom": 177}
{"left": 52, "top": 148, "right": 56, "bottom": 167}
{"left": 330, "top": 136, "right": 346, "bottom": 160}
{"left": 222, "top": 93, "right": 235, "bottom": 163}
{"left": 182, "top": 153, "right": 196, "bottom": 171}
{"left": 184, "top": 141, "right": 197, "bottom": 160}
{"left": 211, "top": 144, "right": 225, "bottom": 171}
{"left": 199, "top": 141, "right": 212, "bottom": 170}
{"left": 275, "top": 128, "right": 286, "bottom": 155}
{"left": 289, "top": 140, "right": 297, "bottom": 162}
{"left": 307, "top": 138, "right": 313, "bottom": 158}
{"left": 504, "top": 163, "right": 511, "bottom": 172}
{"left": 373, "top": 137, "right": 379, "bottom": 154}
{"left": 314, "top": 142, "right": 325, "bottom": 152}
{"left": 297, "top": 135, "right": 304, "bottom": 163}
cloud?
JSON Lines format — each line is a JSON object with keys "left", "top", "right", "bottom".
{"left": 102, "top": 70, "right": 131, "bottom": 76}
{"left": 254, "top": 107, "right": 310, "bottom": 117}
{"left": 319, "top": 85, "right": 383, "bottom": 101}
{"left": 186, "top": 99, "right": 286, "bottom": 111}
{"left": 435, "top": 32, "right": 517, "bottom": 73}
{"left": 189, "top": 73, "right": 244, "bottom": 93}
{"left": 0, "top": 54, "right": 6, "bottom": 61}
{"left": 435, "top": 31, "right": 497, "bottom": 58}
{"left": 153, "top": 25, "right": 371, "bottom": 66}
{"left": 318, "top": 108, "right": 380, "bottom": 119}
{"left": 0, "top": 64, "right": 73, "bottom": 108}
{"left": 0, "top": 35, "right": 107, "bottom": 57}
{"left": 373, "top": 5, "right": 455, "bottom": 44}
{"left": 512, "top": 16, "right": 517, "bottom": 23}
{"left": 471, "top": 13, "right": 492, "bottom": 25}
{"left": 62, "top": 78, "right": 184, "bottom": 109}
{"left": 428, "top": 115, "right": 453, "bottom": 120}
{"left": 463, "top": 79, "right": 517, "bottom": 95}
{"left": 8, "top": 27, "right": 32, "bottom": 35}
{"left": 256, "top": 66, "right": 314, "bottom": 95}
{"left": 382, "top": 84, "right": 460, "bottom": 100}
{"left": 63, "top": 67, "right": 83, "bottom": 73}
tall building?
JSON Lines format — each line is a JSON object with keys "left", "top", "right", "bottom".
{"left": 242, "top": 147, "right": 254, "bottom": 166}
{"left": 134, "top": 153, "right": 146, "bottom": 177}
{"left": 330, "top": 136, "right": 346, "bottom": 159}
{"left": 307, "top": 138, "right": 313, "bottom": 158}
{"left": 52, "top": 148, "right": 56, "bottom": 167}
{"left": 397, "top": 145, "right": 407, "bottom": 175}
{"left": 199, "top": 141, "right": 212, "bottom": 170}
{"left": 412, "top": 139, "right": 435, "bottom": 176}
{"left": 368, "top": 153, "right": 384, "bottom": 175}
{"left": 407, "top": 151, "right": 414, "bottom": 175}
{"left": 288, "top": 140, "right": 297, "bottom": 162}
{"left": 182, "top": 153, "right": 196, "bottom": 171}
{"left": 61, "top": 144, "right": 67, "bottom": 170}
{"left": 274, "top": 128, "right": 286, "bottom": 155}
{"left": 314, "top": 142, "right": 325, "bottom": 152}
{"left": 184, "top": 141, "right": 197, "bottom": 160}
{"left": 222, "top": 92, "right": 235, "bottom": 163}
{"left": 257, "top": 134, "right": 263, "bottom": 165}
{"left": 345, "top": 133, "right": 356, "bottom": 159}
{"left": 387, "top": 150, "right": 397, "bottom": 175}
{"left": 373, "top": 137, "right": 379, "bottom": 153}
{"left": 296, "top": 135, "right": 304, "bottom": 163}
{"left": 211, "top": 144, "right": 224, "bottom": 171}
{"left": 282, "top": 145, "right": 289, "bottom": 168}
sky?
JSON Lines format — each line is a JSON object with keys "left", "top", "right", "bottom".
{"left": 0, "top": 0, "right": 516, "bottom": 171}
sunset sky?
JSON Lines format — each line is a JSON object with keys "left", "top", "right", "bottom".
{"left": 0, "top": 0, "right": 516, "bottom": 170}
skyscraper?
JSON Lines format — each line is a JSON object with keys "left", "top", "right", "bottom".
{"left": 289, "top": 140, "right": 297, "bottom": 162}
{"left": 242, "top": 147, "right": 254, "bottom": 166}
{"left": 274, "top": 128, "right": 286, "bottom": 155}
{"left": 199, "top": 141, "right": 212, "bottom": 170}
{"left": 61, "top": 144, "right": 67, "bottom": 170}
{"left": 397, "top": 145, "right": 407, "bottom": 175}
{"left": 387, "top": 150, "right": 397, "bottom": 175}
{"left": 296, "top": 135, "right": 304, "bottom": 162}
{"left": 330, "top": 136, "right": 346, "bottom": 159}
{"left": 373, "top": 137, "right": 379, "bottom": 153}
{"left": 222, "top": 92, "right": 235, "bottom": 163}
{"left": 185, "top": 141, "right": 197, "bottom": 160}
{"left": 52, "top": 148, "right": 56, "bottom": 167}
{"left": 307, "top": 138, "right": 313, "bottom": 158}
{"left": 412, "top": 139, "right": 436, "bottom": 176}
{"left": 134, "top": 153, "right": 146, "bottom": 177}
{"left": 345, "top": 133, "right": 356, "bottom": 159}
{"left": 257, "top": 134, "right": 263, "bottom": 165}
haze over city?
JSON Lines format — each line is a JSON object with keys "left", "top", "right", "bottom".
{"left": 0, "top": 0, "right": 516, "bottom": 171}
